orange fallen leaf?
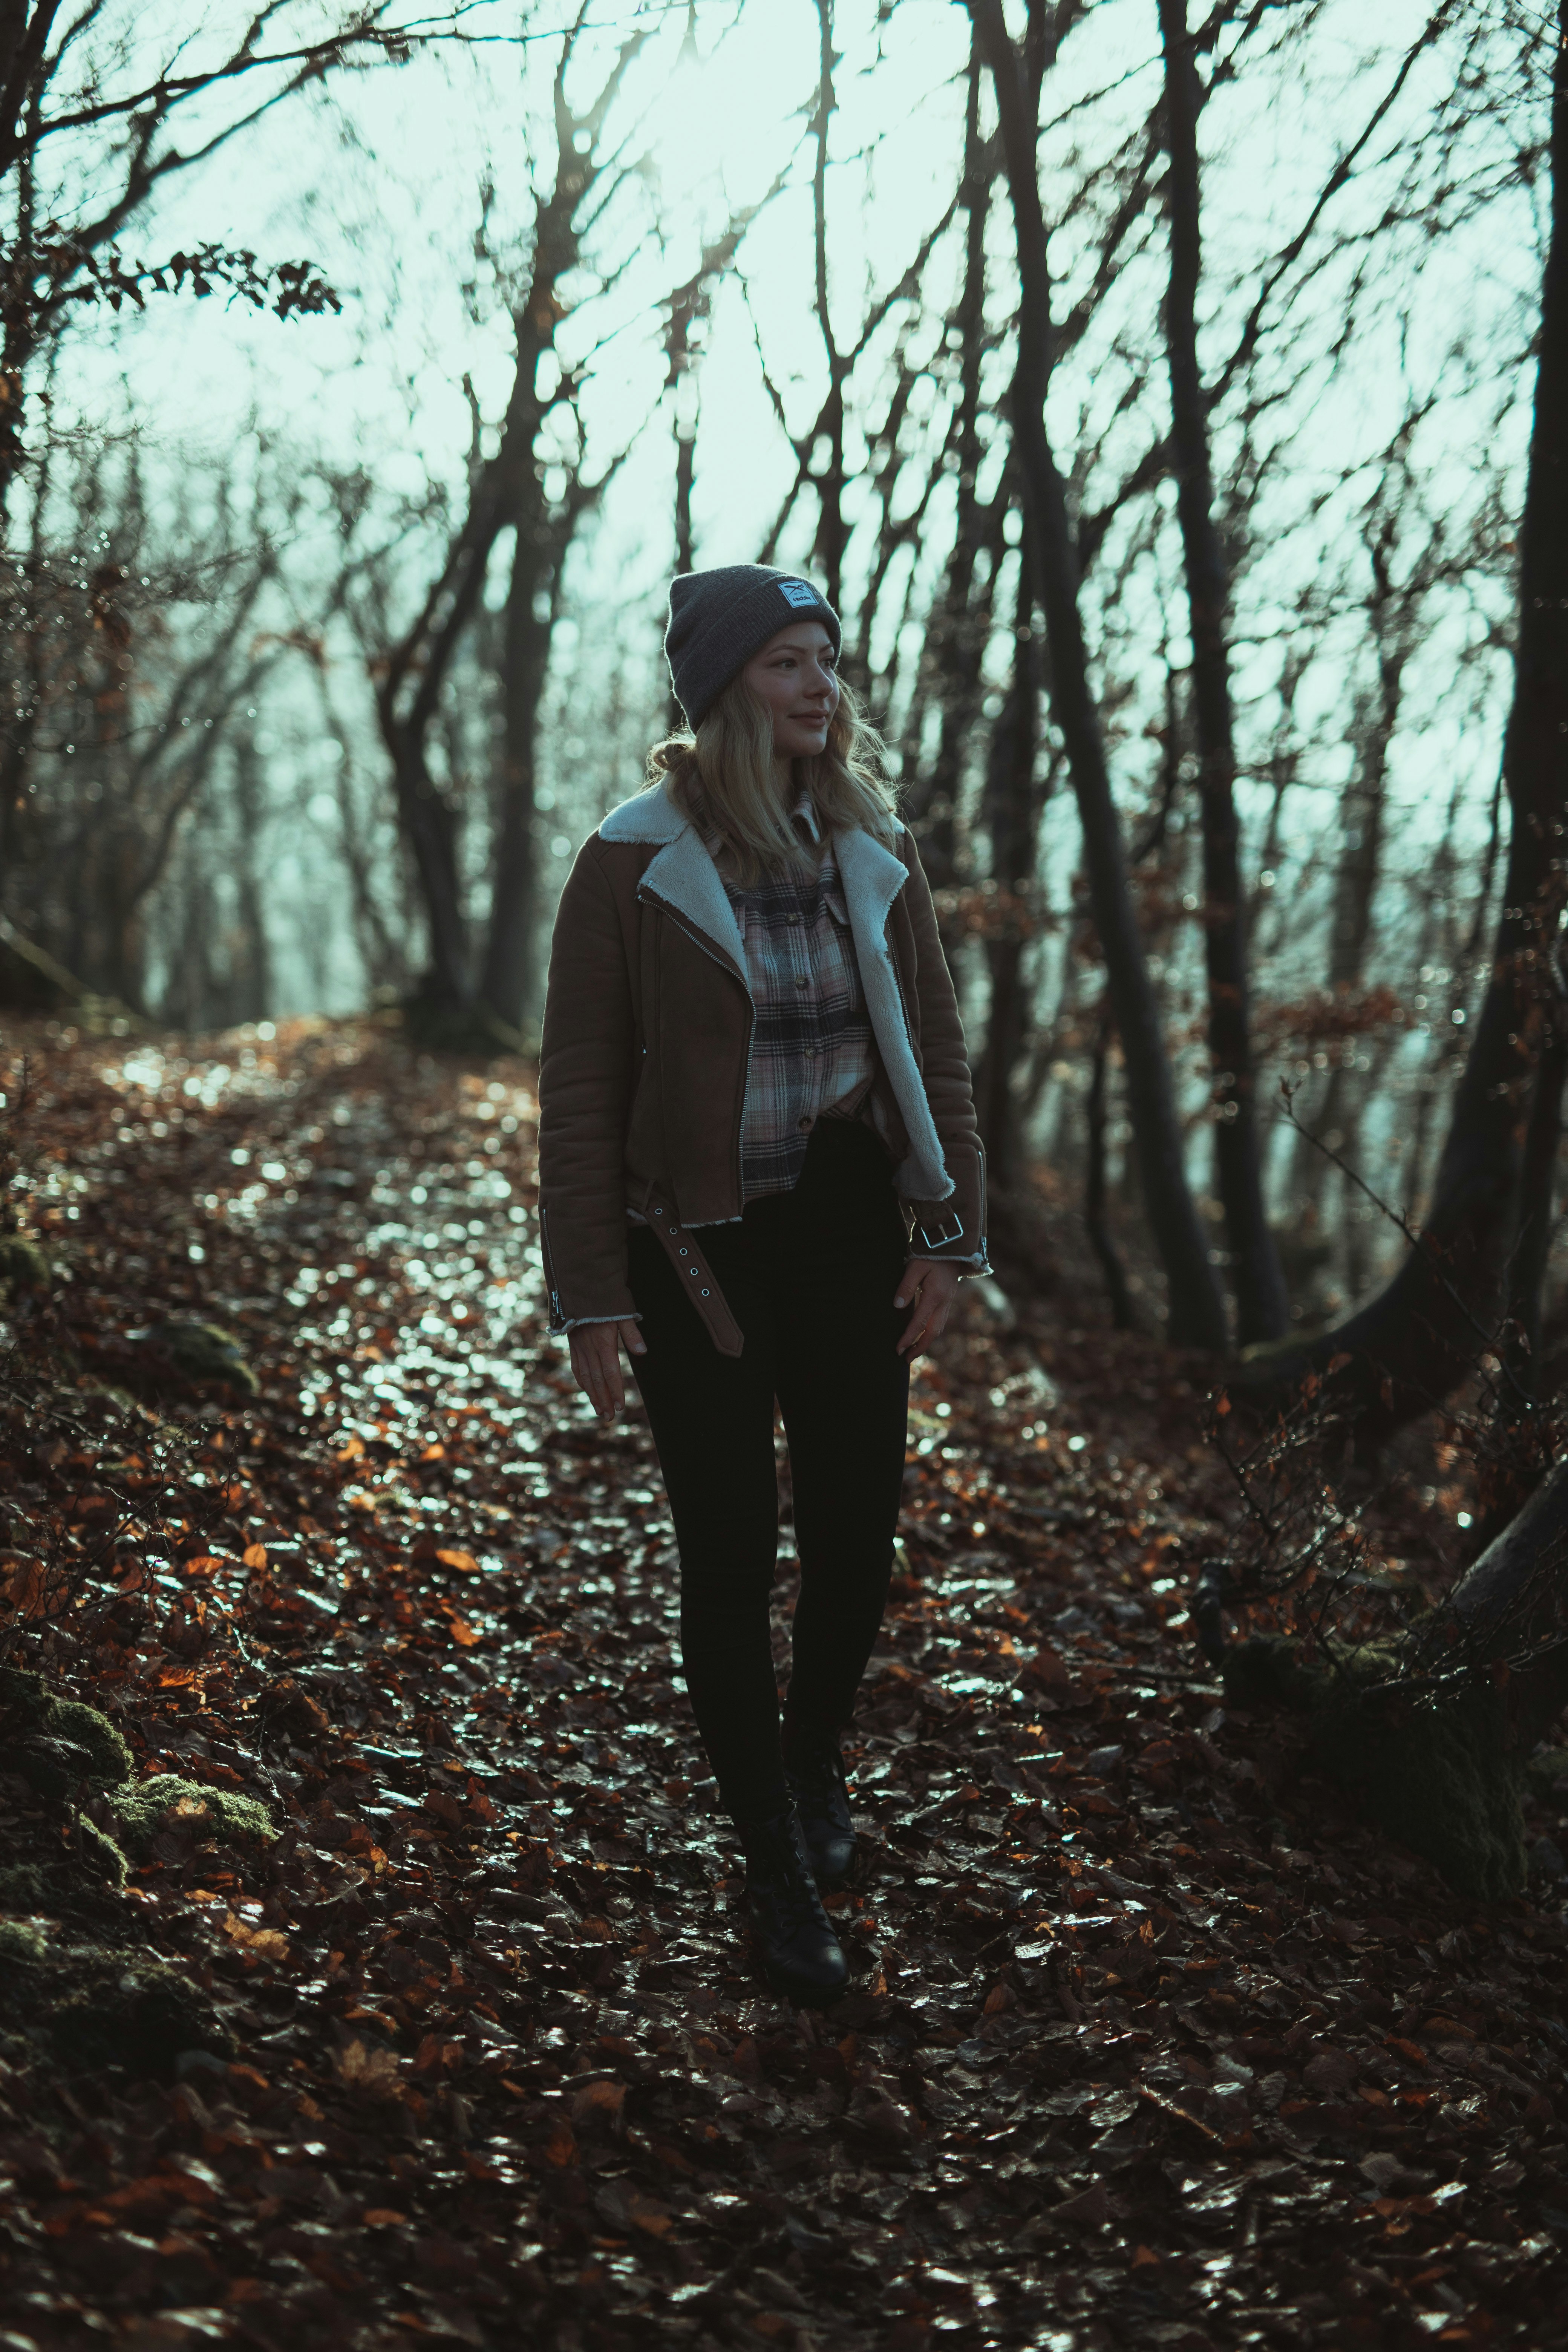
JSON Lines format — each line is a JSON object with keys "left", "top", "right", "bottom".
{"left": 573, "top": 2079, "right": 626, "bottom": 2119}
{"left": 223, "top": 1913, "right": 289, "bottom": 1961}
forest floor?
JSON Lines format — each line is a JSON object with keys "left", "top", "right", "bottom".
{"left": 1, "top": 1017, "right": 1567, "bottom": 2350}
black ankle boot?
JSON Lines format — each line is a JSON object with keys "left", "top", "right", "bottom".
{"left": 738, "top": 1802, "right": 848, "bottom": 2006}
{"left": 784, "top": 1727, "right": 856, "bottom": 1891}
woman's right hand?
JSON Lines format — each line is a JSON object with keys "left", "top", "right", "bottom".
{"left": 568, "top": 1319, "right": 646, "bottom": 1421}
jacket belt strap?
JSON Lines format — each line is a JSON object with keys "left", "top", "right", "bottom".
{"left": 643, "top": 1196, "right": 745, "bottom": 1359}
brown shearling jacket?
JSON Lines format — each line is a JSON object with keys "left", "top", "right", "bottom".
{"left": 537, "top": 780, "right": 987, "bottom": 1357}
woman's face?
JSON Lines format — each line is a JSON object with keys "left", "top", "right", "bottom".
{"left": 741, "top": 621, "right": 839, "bottom": 761}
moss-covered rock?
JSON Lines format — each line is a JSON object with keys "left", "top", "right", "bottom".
{"left": 0, "top": 1917, "right": 47, "bottom": 1963}
{"left": 80, "top": 1816, "right": 129, "bottom": 1888}
{"left": 1525, "top": 1746, "right": 1568, "bottom": 1799}
{"left": 109, "top": 1773, "right": 277, "bottom": 1860}
{"left": 144, "top": 1319, "right": 259, "bottom": 1396}
{"left": 1225, "top": 1635, "right": 1525, "bottom": 1901}
{"left": 0, "top": 1667, "right": 133, "bottom": 1796}
{"left": 0, "top": 1863, "right": 52, "bottom": 1911}
{"left": 49, "top": 1962, "right": 230, "bottom": 2076}
{"left": 398, "top": 986, "right": 528, "bottom": 1059}
{"left": 0, "top": 1917, "right": 230, "bottom": 2076}
{"left": 0, "top": 1235, "right": 50, "bottom": 1292}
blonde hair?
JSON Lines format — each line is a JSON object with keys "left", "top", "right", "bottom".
{"left": 647, "top": 672, "right": 898, "bottom": 886}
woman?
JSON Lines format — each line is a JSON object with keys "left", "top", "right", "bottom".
{"left": 537, "top": 562, "right": 987, "bottom": 2004}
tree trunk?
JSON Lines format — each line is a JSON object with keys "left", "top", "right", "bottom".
{"left": 900, "top": 34, "right": 994, "bottom": 893}
{"left": 1288, "top": 496, "right": 1414, "bottom": 1267}
{"left": 1503, "top": 956, "right": 1568, "bottom": 1407}
{"left": 1158, "top": 0, "right": 1288, "bottom": 1346}
{"left": 975, "top": 530, "right": 1044, "bottom": 1187}
{"left": 969, "top": 0, "right": 1228, "bottom": 1349}
{"left": 809, "top": 0, "right": 847, "bottom": 613}
{"left": 376, "top": 716, "right": 472, "bottom": 1015}
{"left": 478, "top": 514, "right": 555, "bottom": 1037}
{"left": 231, "top": 732, "right": 272, "bottom": 1026}
{"left": 1086, "top": 1009, "right": 1137, "bottom": 1331}
{"left": 1234, "top": 0, "right": 1568, "bottom": 1443}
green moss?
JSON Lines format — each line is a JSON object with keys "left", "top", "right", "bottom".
{"left": 0, "top": 1918, "right": 47, "bottom": 1963}
{"left": 0, "top": 1235, "right": 50, "bottom": 1292}
{"left": 109, "top": 1773, "right": 277, "bottom": 1859}
{"left": 398, "top": 988, "right": 528, "bottom": 1058}
{"left": 147, "top": 1319, "right": 259, "bottom": 1396}
{"left": 49, "top": 1697, "right": 134, "bottom": 1784}
{"left": 0, "top": 1917, "right": 228, "bottom": 2076}
{"left": 49, "top": 1963, "right": 230, "bottom": 2076}
{"left": 80, "top": 1817, "right": 128, "bottom": 1888}
{"left": 1525, "top": 1746, "right": 1568, "bottom": 1799}
{"left": 0, "top": 1864, "right": 51, "bottom": 1911}
{"left": 0, "top": 1667, "right": 132, "bottom": 1795}
{"left": 1225, "top": 1635, "right": 1526, "bottom": 1902}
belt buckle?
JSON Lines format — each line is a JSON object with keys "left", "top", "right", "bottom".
{"left": 916, "top": 1210, "right": 963, "bottom": 1252}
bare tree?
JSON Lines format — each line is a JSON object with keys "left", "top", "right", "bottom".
{"left": 1240, "top": 0, "right": 1568, "bottom": 1450}
{"left": 969, "top": 0, "right": 1228, "bottom": 1348}
{"left": 0, "top": 436, "right": 296, "bottom": 1008}
{"left": 0, "top": 2, "right": 434, "bottom": 516}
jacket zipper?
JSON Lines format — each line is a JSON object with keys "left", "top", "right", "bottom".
{"left": 640, "top": 887, "right": 754, "bottom": 1211}
{"left": 974, "top": 1137, "right": 989, "bottom": 1265}
{"left": 538, "top": 1202, "right": 564, "bottom": 1329}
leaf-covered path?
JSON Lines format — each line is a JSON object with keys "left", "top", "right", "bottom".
{"left": 2, "top": 1021, "right": 1567, "bottom": 2349}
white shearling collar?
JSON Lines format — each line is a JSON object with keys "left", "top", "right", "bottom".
{"left": 597, "top": 781, "right": 688, "bottom": 847}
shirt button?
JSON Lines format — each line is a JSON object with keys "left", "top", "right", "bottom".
{"left": 795, "top": 976, "right": 809, "bottom": 989}
{"left": 798, "top": 1116, "right": 813, "bottom": 1132}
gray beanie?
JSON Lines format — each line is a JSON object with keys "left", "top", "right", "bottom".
{"left": 665, "top": 564, "right": 842, "bottom": 728}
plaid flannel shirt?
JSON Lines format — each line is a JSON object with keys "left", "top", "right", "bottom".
{"left": 712, "top": 802, "right": 879, "bottom": 1202}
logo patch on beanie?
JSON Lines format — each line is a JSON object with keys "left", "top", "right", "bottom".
{"left": 778, "top": 579, "right": 819, "bottom": 609}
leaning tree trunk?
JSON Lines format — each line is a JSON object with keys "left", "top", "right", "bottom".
{"left": 1158, "top": 0, "right": 1289, "bottom": 1346}
{"left": 970, "top": 0, "right": 1228, "bottom": 1349}
{"left": 1233, "top": 0, "right": 1568, "bottom": 1447}
{"left": 1439, "top": 1451, "right": 1568, "bottom": 1743}
{"left": 1227, "top": 1452, "right": 1568, "bottom": 1903}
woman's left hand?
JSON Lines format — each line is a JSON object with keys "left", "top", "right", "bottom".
{"left": 894, "top": 1260, "right": 963, "bottom": 1358}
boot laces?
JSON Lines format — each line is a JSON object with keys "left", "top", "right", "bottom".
{"left": 747, "top": 1808, "right": 832, "bottom": 1934}
{"left": 787, "top": 1741, "right": 850, "bottom": 1822}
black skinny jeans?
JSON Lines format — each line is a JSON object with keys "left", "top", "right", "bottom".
{"left": 628, "top": 1119, "right": 911, "bottom": 1821}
